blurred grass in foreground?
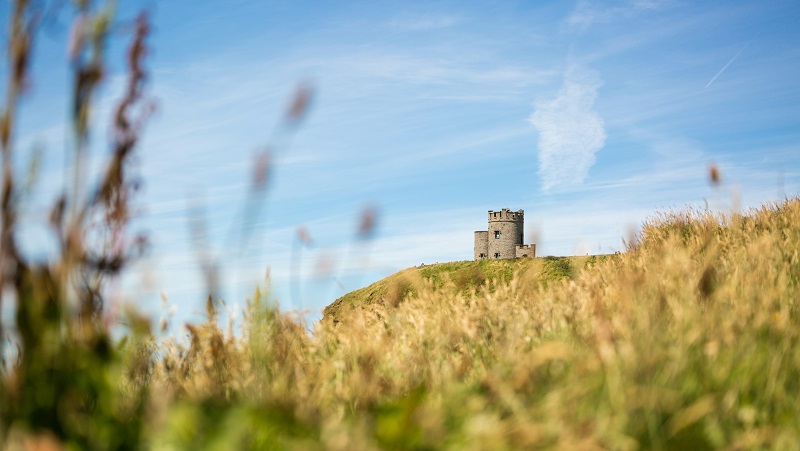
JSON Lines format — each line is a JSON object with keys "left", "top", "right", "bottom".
{"left": 3, "top": 197, "right": 799, "bottom": 449}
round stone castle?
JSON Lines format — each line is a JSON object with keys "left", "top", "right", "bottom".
{"left": 474, "top": 208, "right": 535, "bottom": 260}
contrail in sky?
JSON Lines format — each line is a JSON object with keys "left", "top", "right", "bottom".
{"left": 705, "top": 39, "right": 753, "bottom": 89}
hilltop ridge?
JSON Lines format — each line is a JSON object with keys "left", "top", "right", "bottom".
{"left": 322, "top": 255, "right": 611, "bottom": 323}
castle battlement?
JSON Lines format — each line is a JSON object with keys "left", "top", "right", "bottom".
{"left": 475, "top": 208, "right": 535, "bottom": 260}
{"left": 488, "top": 208, "right": 524, "bottom": 221}
{"left": 515, "top": 244, "right": 536, "bottom": 259}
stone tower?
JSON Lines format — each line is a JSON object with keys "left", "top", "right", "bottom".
{"left": 474, "top": 208, "right": 535, "bottom": 260}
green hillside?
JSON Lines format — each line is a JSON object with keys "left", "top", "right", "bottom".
{"left": 323, "top": 255, "right": 612, "bottom": 323}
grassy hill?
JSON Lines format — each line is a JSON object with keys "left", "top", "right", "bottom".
{"left": 5, "top": 198, "right": 800, "bottom": 449}
{"left": 323, "top": 255, "right": 612, "bottom": 324}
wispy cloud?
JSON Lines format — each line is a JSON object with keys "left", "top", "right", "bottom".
{"left": 529, "top": 66, "right": 606, "bottom": 191}
{"left": 566, "top": 0, "right": 667, "bottom": 31}
{"left": 387, "top": 14, "right": 463, "bottom": 31}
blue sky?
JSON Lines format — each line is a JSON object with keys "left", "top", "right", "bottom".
{"left": 6, "top": 0, "right": 800, "bottom": 329}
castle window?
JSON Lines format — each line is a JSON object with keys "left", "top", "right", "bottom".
{"left": 494, "top": 231, "right": 500, "bottom": 239}
{"left": 479, "top": 253, "right": 486, "bottom": 258}
{"left": 494, "top": 253, "right": 500, "bottom": 258}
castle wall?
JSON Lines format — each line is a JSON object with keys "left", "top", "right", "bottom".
{"left": 516, "top": 244, "right": 536, "bottom": 258}
{"left": 474, "top": 231, "right": 488, "bottom": 260}
{"left": 487, "top": 209, "right": 524, "bottom": 259}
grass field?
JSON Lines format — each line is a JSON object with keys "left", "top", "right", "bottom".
{"left": 5, "top": 197, "right": 799, "bottom": 449}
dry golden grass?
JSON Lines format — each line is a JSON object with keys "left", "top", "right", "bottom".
{"left": 118, "top": 197, "right": 800, "bottom": 449}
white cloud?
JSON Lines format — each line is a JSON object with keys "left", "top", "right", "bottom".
{"left": 529, "top": 66, "right": 606, "bottom": 191}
